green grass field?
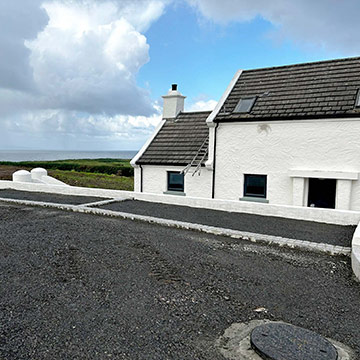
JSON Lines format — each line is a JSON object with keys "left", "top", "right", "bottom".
{"left": 0, "top": 158, "right": 134, "bottom": 191}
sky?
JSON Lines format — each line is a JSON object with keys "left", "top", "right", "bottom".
{"left": 0, "top": 0, "right": 358, "bottom": 151}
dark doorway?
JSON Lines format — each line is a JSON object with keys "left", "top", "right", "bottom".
{"left": 308, "top": 178, "right": 336, "bottom": 209}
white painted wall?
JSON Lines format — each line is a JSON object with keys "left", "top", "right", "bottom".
{"left": 162, "top": 88, "right": 186, "bottom": 119}
{"left": 13, "top": 168, "right": 69, "bottom": 186}
{"left": 141, "top": 165, "right": 212, "bottom": 198}
{"left": 134, "top": 167, "right": 142, "bottom": 192}
{"left": 214, "top": 118, "right": 360, "bottom": 210}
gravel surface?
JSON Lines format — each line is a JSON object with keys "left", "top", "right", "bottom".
{"left": 1, "top": 203, "right": 360, "bottom": 359}
{"left": 100, "top": 200, "right": 356, "bottom": 246}
{"left": 0, "top": 189, "right": 108, "bottom": 205}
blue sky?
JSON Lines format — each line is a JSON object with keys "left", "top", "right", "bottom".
{"left": 139, "top": 2, "right": 336, "bottom": 104}
{"left": 0, "top": 0, "right": 357, "bottom": 151}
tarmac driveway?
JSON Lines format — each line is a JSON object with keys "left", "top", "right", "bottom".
{"left": 1, "top": 202, "right": 360, "bottom": 359}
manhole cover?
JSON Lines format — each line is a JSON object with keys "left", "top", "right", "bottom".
{"left": 250, "top": 322, "right": 338, "bottom": 360}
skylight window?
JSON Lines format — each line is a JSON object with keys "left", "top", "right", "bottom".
{"left": 234, "top": 97, "right": 256, "bottom": 113}
{"left": 356, "top": 90, "right": 360, "bottom": 107}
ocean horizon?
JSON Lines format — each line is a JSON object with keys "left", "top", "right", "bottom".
{"left": 0, "top": 150, "right": 137, "bottom": 162}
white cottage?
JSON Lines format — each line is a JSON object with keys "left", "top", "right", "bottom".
{"left": 131, "top": 57, "right": 360, "bottom": 211}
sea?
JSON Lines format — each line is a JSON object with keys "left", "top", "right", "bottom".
{"left": 0, "top": 150, "right": 137, "bottom": 162}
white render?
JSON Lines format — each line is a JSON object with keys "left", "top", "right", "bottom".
{"left": 141, "top": 165, "right": 212, "bottom": 198}
{"left": 12, "top": 167, "right": 69, "bottom": 186}
{"left": 162, "top": 87, "right": 186, "bottom": 119}
{"left": 351, "top": 222, "right": 360, "bottom": 281}
{"left": 31, "top": 167, "right": 48, "bottom": 181}
{"left": 213, "top": 118, "right": 360, "bottom": 210}
{"left": 13, "top": 170, "right": 32, "bottom": 183}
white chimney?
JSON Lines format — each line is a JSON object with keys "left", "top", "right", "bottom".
{"left": 162, "top": 84, "right": 186, "bottom": 119}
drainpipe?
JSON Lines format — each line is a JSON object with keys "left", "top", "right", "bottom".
{"left": 139, "top": 165, "right": 143, "bottom": 193}
{"left": 211, "top": 123, "right": 218, "bottom": 199}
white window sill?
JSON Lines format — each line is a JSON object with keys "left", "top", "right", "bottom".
{"left": 163, "top": 190, "right": 186, "bottom": 196}
{"left": 239, "top": 196, "right": 269, "bottom": 203}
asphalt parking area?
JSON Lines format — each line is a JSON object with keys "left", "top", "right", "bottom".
{"left": 1, "top": 203, "right": 360, "bottom": 359}
{"left": 99, "top": 200, "right": 356, "bottom": 247}
{"left": 0, "top": 189, "right": 108, "bottom": 205}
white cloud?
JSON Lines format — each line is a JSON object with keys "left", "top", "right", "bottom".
{"left": 1, "top": 106, "right": 162, "bottom": 150}
{"left": 0, "top": 0, "right": 48, "bottom": 91}
{"left": 25, "top": 0, "right": 160, "bottom": 116}
{"left": 188, "top": 0, "right": 360, "bottom": 53}
{"left": 0, "top": 0, "right": 167, "bottom": 150}
{"left": 187, "top": 99, "right": 217, "bottom": 112}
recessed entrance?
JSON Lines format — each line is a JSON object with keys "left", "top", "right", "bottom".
{"left": 308, "top": 178, "right": 336, "bottom": 209}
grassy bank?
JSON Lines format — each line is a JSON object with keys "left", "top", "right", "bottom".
{"left": 0, "top": 158, "right": 133, "bottom": 176}
{"left": 0, "top": 158, "right": 134, "bottom": 191}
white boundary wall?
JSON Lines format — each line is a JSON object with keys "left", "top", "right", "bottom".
{"left": 351, "top": 223, "right": 360, "bottom": 281}
{"left": 1, "top": 180, "right": 360, "bottom": 225}
{"left": 0, "top": 180, "right": 134, "bottom": 199}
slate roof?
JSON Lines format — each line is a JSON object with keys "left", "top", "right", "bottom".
{"left": 137, "top": 111, "right": 211, "bottom": 165}
{"left": 216, "top": 56, "right": 360, "bottom": 122}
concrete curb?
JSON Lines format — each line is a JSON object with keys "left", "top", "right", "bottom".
{"left": 79, "top": 197, "right": 126, "bottom": 208}
{"left": 351, "top": 222, "right": 360, "bottom": 280}
{"left": 0, "top": 197, "right": 351, "bottom": 257}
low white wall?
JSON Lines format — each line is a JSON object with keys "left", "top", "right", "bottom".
{"left": 133, "top": 191, "right": 360, "bottom": 225}
{"left": 0, "top": 180, "right": 134, "bottom": 199}
{"left": 142, "top": 165, "right": 212, "bottom": 198}
{"left": 1, "top": 179, "right": 360, "bottom": 225}
{"left": 351, "top": 223, "right": 360, "bottom": 281}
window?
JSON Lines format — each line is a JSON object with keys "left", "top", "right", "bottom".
{"left": 356, "top": 89, "right": 360, "bottom": 107}
{"left": 244, "top": 174, "right": 267, "bottom": 198}
{"left": 234, "top": 97, "right": 256, "bottom": 113}
{"left": 167, "top": 171, "right": 184, "bottom": 192}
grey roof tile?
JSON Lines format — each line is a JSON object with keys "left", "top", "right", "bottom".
{"left": 137, "top": 111, "right": 210, "bottom": 165}
{"left": 216, "top": 56, "right": 360, "bottom": 122}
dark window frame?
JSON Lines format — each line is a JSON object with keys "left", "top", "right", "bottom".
{"left": 244, "top": 174, "right": 267, "bottom": 199}
{"left": 167, "top": 171, "right": 184, "bottom": 192}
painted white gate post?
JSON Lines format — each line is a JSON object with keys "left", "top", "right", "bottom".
{"left": 292, "top": 177, "right": 305, "bottom": 207}
{"left": 335, "top": 179, "right": 352, "bottom": 210}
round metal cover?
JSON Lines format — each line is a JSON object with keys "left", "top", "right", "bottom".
{"left": 250, "top": 322, "right": 338, "bottom": 360}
